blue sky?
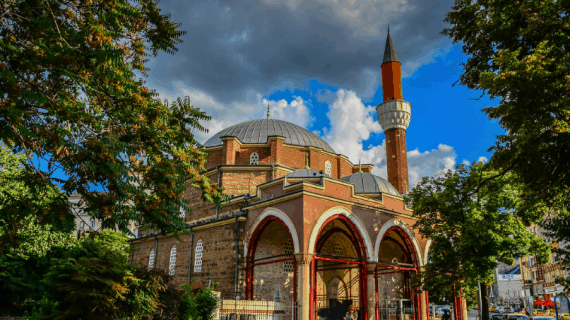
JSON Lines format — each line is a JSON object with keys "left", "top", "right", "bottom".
{"left": 146, "top": 0, "right": 504, "bottom": 186}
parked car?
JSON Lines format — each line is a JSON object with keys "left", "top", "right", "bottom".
{"left": 530, "top": 316, "right": 556, "bottom": 320}
{"left": 491, "top": 314, "right": 503, "bottom": 320}
{"left": 501, "top": 313, "right": 530, "bottom": 320}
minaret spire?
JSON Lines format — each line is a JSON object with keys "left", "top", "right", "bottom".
{"left": 377, "top": 26, "right": 411, "bottom": 195}
{"left": 383, "top": 26, "right": 399, "bottom": 65}
{"left": 267, "top": 101, "right": 270, "bottom": 119}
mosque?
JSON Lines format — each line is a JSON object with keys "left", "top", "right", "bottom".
{"left": 130, "top": 30, "right": 467, "bottom": 320}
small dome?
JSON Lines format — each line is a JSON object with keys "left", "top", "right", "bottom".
{"left": 203, "top": 119, "right": 336, "bottom": 154}
{"left": 339, "top": 172, "right": 399, "bottom": 196}
{"left": 286, "top": 168, "right": 330, "bottom": 179}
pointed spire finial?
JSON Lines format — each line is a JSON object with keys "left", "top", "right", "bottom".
{"left": 382, "top": 26, "right": 399, "bottom": 65}
{"left": 267, "top": 100, "right": 270, "bottom": 119}
{"left": 359, "top": 159, "right": 362, "bottom": 173}
{"left": 305, "top": 152, "right": 310, "bottom": 169}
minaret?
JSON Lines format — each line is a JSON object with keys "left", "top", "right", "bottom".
{"left": 376, "top": 27, "right": 412, "bottom": 194}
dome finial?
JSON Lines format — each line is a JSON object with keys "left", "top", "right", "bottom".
{"left": 305, "top": 152, "right": 309, "bottom": 169}
{"left": 267, "top": 100, "right": 270, "bottom": 119}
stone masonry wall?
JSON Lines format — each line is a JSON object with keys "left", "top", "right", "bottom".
{"left": 131, "top": 219, "right": 246, "bottom": 299}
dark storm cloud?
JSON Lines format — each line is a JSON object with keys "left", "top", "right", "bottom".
{"left": 149, "top": 0, "right": 455, "bottom": 103}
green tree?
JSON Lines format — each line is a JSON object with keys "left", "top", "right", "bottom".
{"left": 0, "top": 0, "right": 226, "bottom": 242}
{"left": 40, "top": 230, "right": 180, "bottom": 320}
{"left": 407, "top": 162, "right": 550, "bottom": 320}
{"left": 442, "top": 0, "right": 570, "bottom": 289}
{"left": 0, "top": 143, "right": 75, "bottom": 251}
{"left": 0, "top": 216, "right": 78, "bottom": 315}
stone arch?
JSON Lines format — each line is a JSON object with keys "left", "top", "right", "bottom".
{"left": 244, "top": 207, "right": 300, "bottom": 258}
{"left": 308, "top": 206, "right": 373, "bottom": 260}
{"left": 374, "top": 219, "right": 423, "bottom": 266}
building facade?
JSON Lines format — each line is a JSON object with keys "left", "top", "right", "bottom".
{"left": 130, "top": 31, "right": 467, "bottom": 320}
{"left": 521, "top": 224, "right": 569, "bottom": 302}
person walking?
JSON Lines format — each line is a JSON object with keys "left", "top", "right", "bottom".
{"left": 442, "top": 309, "right": 451, "bottom": 320}
{"left": 344, "top": 305, "right": 358, "bottom": 320}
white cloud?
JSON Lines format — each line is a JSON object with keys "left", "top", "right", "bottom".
{"left": 478, "top": 156, "right": 488, "bottom": 163}
{"left": 322, "top": 89, "right": 458, "bottom": 187}
{"left": 152, "top": 81, "right": 314, "bottom": 144}
{"left": 407, "top": 144, "right": 457, "bottom": 186}
{"left": 323, "top": 89, "right": 383, "bottom": 165}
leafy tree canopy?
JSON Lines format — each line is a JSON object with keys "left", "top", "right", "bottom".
{"left": 443, "top": 0, "right": 570, "bottom": 292}
{"left": 0, "top": 143, "right": 75, "bottom": 251}
{"left": 408, "top": 162, "right": 550, "bottom": 306}
{"left": 0, "top": 0, "right": 226, "bottom": 242}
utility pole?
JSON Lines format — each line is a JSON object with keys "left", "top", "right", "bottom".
{"left": 520, "top": 257, "right": 528, "bottom": 312}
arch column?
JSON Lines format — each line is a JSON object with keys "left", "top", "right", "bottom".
{"left": 420, "top": 288, "right": 427, "bottom": 320}
{"left": 367, "top": 262, "right": 377, "bottom": 320}
{"left": 295, "top": 253, "right": 313, "bottom": 320}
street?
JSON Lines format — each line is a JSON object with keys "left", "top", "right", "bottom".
{"left": 467, "top": 309, "right": 479, "bottom": 320}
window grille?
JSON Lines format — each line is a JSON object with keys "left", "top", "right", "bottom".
{"left": 250, "top": 152, "right": 259, "bottom": 165}
{"left": 169, "top": 245, "right": 177, "bottom": 275}
{"left": 194, "top": 240, "right": 203, "bottom": 272}
{"left": 334, "top": 243, "right": 343, "bottom": 256}
{"left": 284, "top": 238, "right": 293, "bottom": 273}
{"left": 325, "top": 161, "right": 332, "bottom": 176}
{"left": 149, "top": 248, "right": 156, "bottom": 270}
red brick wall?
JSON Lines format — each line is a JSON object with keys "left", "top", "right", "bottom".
{"left": 205, "top": 149, "right": 223, "bottom": 170}
{"left": 385, "top": 129, "right": 409, "bottom": 195}
{"left": 221, "top": 170, "right": 272, "bottom": 197}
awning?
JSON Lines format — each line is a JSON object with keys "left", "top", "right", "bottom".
{"left": 534, "top": 299, "right": 545, "bottom": 305}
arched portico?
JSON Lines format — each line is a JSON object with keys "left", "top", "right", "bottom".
{"left": 374, "top": 219, "right": 423, "bottom": 266}
{"left": 309, "top": 210, "right": 370, "bottom": 320}
{"left": 308, "top": 206, "right": 374, "bottom": 259}
{"left": 245, "top": 211, "right": 299, "bottom": 316}
{"left": 374, "top": 220, "right": 423, "bottom": 320}
{"left": 244, "top": 207, "right": 300, "bottom": 258}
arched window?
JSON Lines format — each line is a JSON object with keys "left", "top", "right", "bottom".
{"left": 250, "top": 152, "right": 259, "bottom": 165}
{"left": 169, "top": 245, "right": 177, "bottom": 275}
{"left": 284, "top": 238, "right": 293, "bottom": 273}
{"left": 325, "top": 161, "right": 332, "bottom": 176}
{"left": 148, "top": 248, "right": 156, "bottom": 270}
{"left": 194, "top": 240, "right": 203, "bottom": 272}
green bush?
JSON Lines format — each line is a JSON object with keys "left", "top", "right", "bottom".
{"left": 178, "top": 281, "right": 219, "bottom": 320}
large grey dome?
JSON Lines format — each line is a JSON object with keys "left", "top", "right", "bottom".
{"left": 340, "top": 172, "right": 399, "bottom": 196}
{"left": 203, "top": 119, "right": 335, "bottom": 153}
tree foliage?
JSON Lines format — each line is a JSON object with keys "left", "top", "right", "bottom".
{"left": 0, "top": 216, "right": 77, "bottom": 315}
{"left": 443, "top": 0, "right": 570, "bottom": 289}
{"left": 178, "top": 282, "right": 219, "bottom": 320}
{"left": 0, "top": 0, "right": 226, "bottom": 242}
{"left": 0, "top": 143, "right": 75, "bottom": 251}
{"left": 407, "top": 162, "right": 550, "bottom": 312}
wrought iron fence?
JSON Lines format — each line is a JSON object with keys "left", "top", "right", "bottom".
{"left": 217, "top": 299, "right": 301, "bottom": 320}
